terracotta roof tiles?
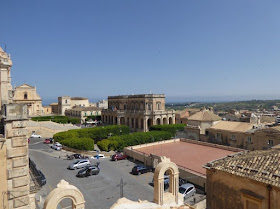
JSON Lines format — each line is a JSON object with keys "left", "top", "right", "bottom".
{"left": 187, "top": 109, "right": 221, "bottom": 121}
{"left": 208, "top": 121, "right": 254, "bottom": 133}
{"left": 207, "top": 150, "right": 280, "bottom": 188}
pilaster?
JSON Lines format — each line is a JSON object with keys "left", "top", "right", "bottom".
{"left": 4, "top": 104, "right": 29, "bottom": 209}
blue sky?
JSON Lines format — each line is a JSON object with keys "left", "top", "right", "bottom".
{"left": 1, "top": 1, "right": 280, "bottom": 104}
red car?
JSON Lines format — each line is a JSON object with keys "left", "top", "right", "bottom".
{"left": 44, "top": 138, "right": 53, "bottom": 144}
{"left": 111, "top": 153, "right": 128, "bottom": 161}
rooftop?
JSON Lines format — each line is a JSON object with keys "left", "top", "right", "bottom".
{"left": 108, "top": 94, "right": 165, "bottom": 99}
{"left": 135, "top": 139, "right": 240, "bottom": 176}
{"left": 187, "top": 109, "right": 221, "bottom": 122}
{"left": 208, "top": 121, "right": 254, "bottom": 133}
{"left": 71, "top": 97, "right": 88, "bottom": 100}
{"left": 71, "top": 106, "right": 102, "bottom": 111}
{"left": 206, "top": 149, "right": 280, "bottom": 188}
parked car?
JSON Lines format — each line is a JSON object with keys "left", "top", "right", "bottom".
{"left": 68, "top": 159, "right": 90, "bottom": 170}
{"left": 111, "top": 154, "right": 128, "bottom": 161}
{"left": 67, "top": 154, "right": 88, "bottom": 160}
{"left": 44, "top": 138, "right": 53, "bottom": 144}
{"left": 132, "top": 165, "right": 154, "bottom": 175}
{"left": 91, "top": 154, "right": 105, "bottom": 159}
{"left": 51, "top": 144, "right": 61, "bottom": 151}
{"left": 179, "top": 183, "right": 196, "bottom": 199}
{"left": 38, "top": 170, "right": 46, "bottom": 186}
{"left": 76, "top": 164, "right": 100, "bottom": 177}
{"left": 151, "top": 175, "right": 169, "bottom": 186}
{"left": 30, "top": 133, "right": 41, "bottom": 138}
{"left": 54, "top": 142, "right": 62, "bottom": 147}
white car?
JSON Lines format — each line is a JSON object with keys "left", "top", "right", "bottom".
{"left": 91, "top": 154, "right": 105, "bottom": 159}
{"left": 30, "top": 133, "right": 41, "bottom": 138}
{"left": 54, "top": 142, "right": 62, "bottom": 147}
{"left": 51, "top": 144, "right": 62, "bottom": 151}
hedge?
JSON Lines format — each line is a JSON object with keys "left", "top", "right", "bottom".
{"left": 31, "top": 116, "right": 80, "bottom": 124}
{"left": 60, "top": 138, "right": 94, "bottom": 150}
{"left": 54, "top": 125, "right": 130, "bottom": 143}
{"left": 150, "top": 124, "right": 186, "bottom": 135}
{"left": 97, "top": 131, "right": 173, "bottom": 151}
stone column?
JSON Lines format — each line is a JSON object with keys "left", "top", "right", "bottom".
{"left": 117, "top": 117, "right": 120, "bottom": 125}
{"left": 133, "top": 118, "right": 136, "bottom": 130}
{"left": 143, "top": 117, "right": 147, "bottom": 132}
{"left": 129, "top": 117, "right": 132, "bottom": 129}
{"left": 4, "top": 104, "right": 30, "bottom": 209}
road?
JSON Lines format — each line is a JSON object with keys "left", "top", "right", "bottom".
{"left": 28, "top": 138, "right": 154, "bottom": 209}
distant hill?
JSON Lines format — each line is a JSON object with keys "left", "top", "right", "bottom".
{"left": 166, "top": 100, "right": 280, "bottom": 111}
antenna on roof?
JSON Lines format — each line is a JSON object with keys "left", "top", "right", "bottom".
{"left": 4, "top": 44, "right": 7, "bottom": 52}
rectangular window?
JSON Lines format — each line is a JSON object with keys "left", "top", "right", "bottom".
{"left": 268, "top": 139, "right": 274, "bottom": 146}
{"left": 216, "top": 133, "right": 221, "bottom": 139}
{"left": 65, "top": 100, "right": 67, "bottom": 104}
{"left": 247, "top": 136, "right": 252, "bottom": 143}
{"left": 242, "top": 194, "right": 262, "bottom": 209}
{"left": 231, "top": 135, "right": 236, "bottom": 140}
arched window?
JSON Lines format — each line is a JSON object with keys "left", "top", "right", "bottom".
{"left": 24, "top": 93, "right": 28, "bottom": 100}
{"left": 157, "top": 102, "right": 161, "bottom": 110}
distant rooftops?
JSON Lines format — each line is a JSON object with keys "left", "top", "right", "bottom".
{"left": 71, "top": 106, "right": 102, "bottom": 111}
{"left": 206, "top": 149, "right": 280, "bottom": 188}
{"left": 108, "top": 94, "right": 165, "bottom": 99}
{"left": 71, "top": 97, "right": 88, "bottom": 100}
{"left": 188, "top": 108, "right": 221, "bottom": 121}
{"left": 208, "top": 121, "right": 254, "bottom": 133}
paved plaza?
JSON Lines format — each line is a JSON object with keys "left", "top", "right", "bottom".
{"left": 28, "top": 138, "right": 154, "bottom": 209}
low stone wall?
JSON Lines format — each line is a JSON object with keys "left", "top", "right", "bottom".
{"left": 26, "top": 121, "right": 80, "bottom": 138}
{"left": 180, "top": 138, "right": 244, "bottom": 152}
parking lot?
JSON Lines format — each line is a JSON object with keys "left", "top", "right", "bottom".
{"left": 29, "top": 138, "right": 154, "bottom": 209}
{"left": 29, "top": 138, "right": 205, "bottom": 208}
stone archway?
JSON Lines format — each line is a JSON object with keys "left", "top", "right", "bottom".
{"left": 120, "top": 117, "right": 125, "bottom": 125}
{"left": 153, "top": 157, "right": 179, "bottom": 205}
{"left": 169, "top": 117, "right": 173, "bottom": 124}
{"left": 156, "top": 118, "right": 161, "bottom": 125}
{"left": 147, "top": 118, "right": 152, "bottom": 130}
{"left": 163, "top": 118, "right": 167, "bottom": 125}
{"left": 44, "top": 180, "right": 85, "bottom": 209}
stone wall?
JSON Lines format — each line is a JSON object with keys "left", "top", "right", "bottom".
{"left": 206, "top": 169, "right": 280, "bottom": 209}
{"left": 0, "top": 135, "right": 8, "bottom": 209}
{"left": 4, "top": 104, "right": 30, "bottom": 209}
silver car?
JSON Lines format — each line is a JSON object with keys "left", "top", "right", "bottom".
{"left": 179, "top": 183, "right": 196, "bottom": 199}
{"left": 68, "top": 159, "right": 90, "bottom": 170}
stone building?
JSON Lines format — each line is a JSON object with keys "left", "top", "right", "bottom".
{"left": 49, "top": 103, "right": 58, "bottom": 114}
{"left": 0, "top": 47, "right": 13, "bottom": 107}
{"left": 184, "top": 108, "right": 221, "bottom": 140}
{"left": 65, "top": 106, "right": 102, "bottom": 123}
{"left": 205, "top": 121, "right": 254, "bottom": 147}
{"left": 58, "top": 96, "right": 89, "bottom": 115}
{"left": 205, "top": 121, "right": 280, "bottom": 150}
{"left": 13, "top": 84, "right": 43, "bottom": 116}
{"left": 205, "top": 149, "right": 280, "bottom": 209}
{"left": 102, "top": 94, "right": 175, "bottom": 132}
